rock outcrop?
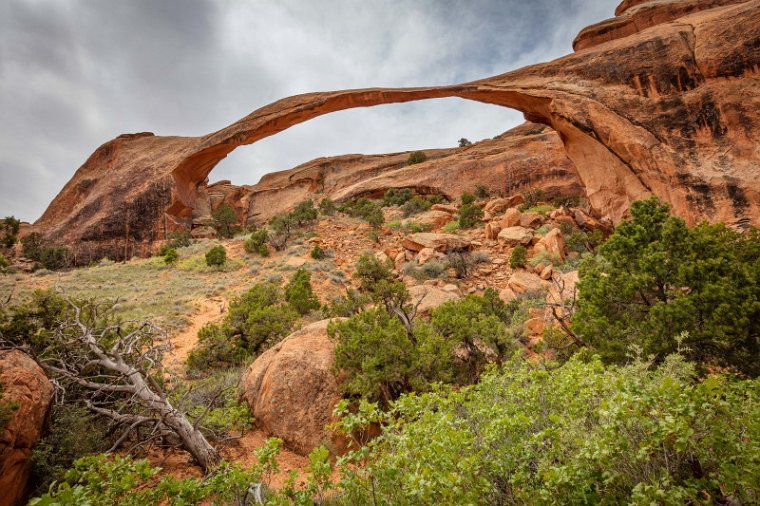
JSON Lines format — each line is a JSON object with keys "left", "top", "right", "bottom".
{"left": 239, "top": 320, "right": 342, "bottom": 456}
{"left": 0, "top": 350, "right": 53, "bottom": 506}
{"left": 32, "top": 0, "right": 760, "bottom": 262}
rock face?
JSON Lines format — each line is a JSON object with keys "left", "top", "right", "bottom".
{"left": 239, "top": 320, "right": 341, "bottom": 456}
{"left": 32, "top": 0, "right": 760, "bottom": 262}
{"left": 0, "top": 350, "right": 53, "bottom": 506}
{"left": 402, "top": 233, "right": 471, "bottom": 253}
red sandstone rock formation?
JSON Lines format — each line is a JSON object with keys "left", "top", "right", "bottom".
{"left": 0, "top": 350, "right": 53, "bottom": 506}
{"left": 32, "top": 0, "right": 760, "bottom": 262}
{"left": 239, "top": 320, "right": 342, "bottom": 456}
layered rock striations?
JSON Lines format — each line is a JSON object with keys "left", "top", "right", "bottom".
{"left": 32, "top": 0, "right": 760, "bottom": 262}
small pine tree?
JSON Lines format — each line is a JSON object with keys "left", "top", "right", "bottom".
{"left": 318, "top": 198, "right": 337, "bottom": 216}
{"left": 458, "top": 138, "right": 472, "bottom": 147}
{"left": 285, "top": 268, "right": 320, "bottom": 315}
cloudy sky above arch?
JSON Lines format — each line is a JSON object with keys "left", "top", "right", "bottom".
{"left": 0, "top": 0, "right": 619, "bottom": 222}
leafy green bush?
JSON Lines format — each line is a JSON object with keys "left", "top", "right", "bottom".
{"left": 401, "top": 196, "right": 432, "bottom": 217}
{"left": 290, "top": 199, "right": 318, "bottom": 225}
{"left": 0, "top": 253, "right": 9, "bottom": 273}
{"left": 382, "top": 188, "right": 413, "bottom": 207}
{"left": 318, "top": 197, "right": 337, "bottom": 216}
{"left": 186, "top": 283, "right": 297, "bottom": 373}
{"left": 159, "top": 231, "right": 192, "bottom": 255}
{"left": 340, "top": 198, "right": 384, "bottom": 228}
{"left": 574, "top": 198, "right": 760, "bottom": 376}
{"left": 442, "top": 220, "right": 460, "bottom": 233}
{"left": 267, "top": 213, "right": 294, "bottom": 250}
{"left": 29, "top": 404, "right": 110, "bottom": 495}
{"left": 310, "top": 243, "right": 326, "bottom": 260}
{"left": 212, "top": 203, "right": 238, "bottom": 238}
{"left": 284, "top": 268, "right": 320, "bottom": 315}
{"left": 509, "top": 244, "right": 527, "bottom": 268}
{"left": 204, "top": 245, "right": 226, "bottom": 267}
{"left": 354, "top": 252, "right": 394, "bottom": 291}
{"left": 552, "top": 195, "right": 582, "bottom": 208}
{"left": 39, "top": 246, "right": 72, "bottom": 270}
{"left": 1, "top": 216, "right": 20, "bottom": 248}
{"left": 324, "top": 288, "right": 370, "bottom": 317}
{"left": 458, "top": 138, "right": 472, "bottom": 147}
{"left": 163, "top": 247, "right": 179, "bottom": 265}
{"left": 244, "top": 229, "right": 269, "bottom": 256}
{"left": 407, "top": 151, "right": 427, "bottom": 165}
{"left": 336, "top": 354, "right": 760, "bottom": 505}
{"left": 458, "top": 202, "right": 484, "bottom": 228}
{"left": 460, "top": 192, "right": 476, "bottom": 206}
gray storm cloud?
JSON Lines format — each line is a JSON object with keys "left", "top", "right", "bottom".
{"left": 0, "top": 0, "right": 619, "bottom": 222}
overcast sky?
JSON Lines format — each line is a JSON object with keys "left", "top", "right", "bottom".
{"left": 0, "top": 0, "right": 619, "bottom": 222}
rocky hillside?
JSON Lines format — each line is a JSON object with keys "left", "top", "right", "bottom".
{"left": 28, "top": 0, "right": 760, "bottom": 264}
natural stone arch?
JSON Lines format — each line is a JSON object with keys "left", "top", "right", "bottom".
{"left": 169, "top": 85, "right": 650, "bottom": 226}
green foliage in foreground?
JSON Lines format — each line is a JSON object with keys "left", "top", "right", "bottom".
{"left": 407, "top": 150, "right": 427, "bottom": 165}
{"left": 30, "top": 438, "right": 334, "bottom": 506}
{"left": 509, "top": 244, "right": 527, "bottom": 268}
{"left": 244, "top": 228, "right": 270, "bottom": 257}
{"left": 574, "top": 197, "right": 760, "bottom": 376}
{"left": 1, "top": 215, "right": 20, "bottom": 248}
{"left": 186, "top": 283, "right": 297, "bottom": 373}
{"left": 328, "top": 287, "right": 524, "bottom": 406}
{"left": 336, "top": 354, "right": 760, "bottom": 505}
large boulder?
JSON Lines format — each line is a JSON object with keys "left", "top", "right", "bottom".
{"left": 402, "top": 233, "right": 471, "bottom": 253}
{"left": 0, "top": 350, "right": 54, "bottom": 506}
{"left": 240, "top": 320, "right": 342, "bottom": 456}
{"left": 497, "top": 226, "right": 533, "bottom": 246}
{"left": 508, "top": 270, "right": 546, "bottom": 295}
{"left": 498, "top": 208, "right": 522, "bottom": 228}
{"left": 409, "top": 285, "right": 461, "bottom": 314}
{"left": 534, "top": 228, "right": 566, "bottom": 260}
{"left": 402, "top": 210, "right": 453, "bottom": 230}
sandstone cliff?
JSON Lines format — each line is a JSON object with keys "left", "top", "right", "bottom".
{"left": 31, "top": 0, "right": 760, "bottom": 262}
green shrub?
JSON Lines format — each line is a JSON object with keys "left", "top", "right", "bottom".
{"left": 401, "top": 196, "right": 432, "bottom": 217}
{"left": 382, "top": 188, "right": 413, "bottom": 207}
{"left": 1, "top": 216, "right": 20, "bottom": 248}
{"left": 407, "top": 151, "right": 427, "bottom": 165}
{"left": 474, "top": 184, "right": 489, "bottom": 199}
{"left": 340, "top": 198, "right": 384, "bottom": 228}
{"left": 21, "top": 232, "right": 46, "bottom": 261}
{"left": 574, "top": 198, "right": 760, "bottom": 376}
{"left": 336, "top": 354, "right": 760, "bottom": 505}
{"left": 523, "top": 203, "right": 554, "bottom": 215}
{"left": 284, "top": 268, "right": 320, "bottom": 315}
{"left": 212, "top": 203, "right": 238, "bottom": 238}
{"left": 39, "top": 246, "right": 72, "bottom": 270}
{"left": 204, "top": 245, "right": 226, "bottom": 267}
{"left": 518, "top": 188, "right": 546, "bottom": 211}
{"left": 318, "top": 198, "right": 337, "bottom": 216}
{"left": 354, "top": 252, "right": 394, "bottom": 291}
{"left": 187, "top": 283, "right": 297, "bottom": 373}
{"left": 324, "top": 289, "right": 370, "bottom": 317}
{"left": 458, "top": 203, "right": 484, "bottom": 228}
{"left": 267, "top": 213, "right": 293, "bottom": 250}
{"left": 458, "top": 138, "right": 472, "bottom": 147}
{"left": 290, "top": 199, "right": 318, "bottom": 225}
{"left": 29, "top": 404, "right": 110, "bottom": 495}
{"left": 509, "top": 244, "right": 527, "bottom": 268}
{"left": 553, "top": 195, "right": 582, "bottom": 208}
{"left": 0, "top": 253, "right": 9, "bottom": 272}
{"left": 163, "top": 247, "right": 179, "bottom": 265}
{"left": 460, "top": 192, "right": 476, "bottom": 206}
{"left": 244, "top": 229, "right": 269, "bottom": 256}
{"left": 310, "top": 243, "right": 326, "bottom": 260}
{"left": 442, "top": 220, "right": 460, "bottom": 234}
